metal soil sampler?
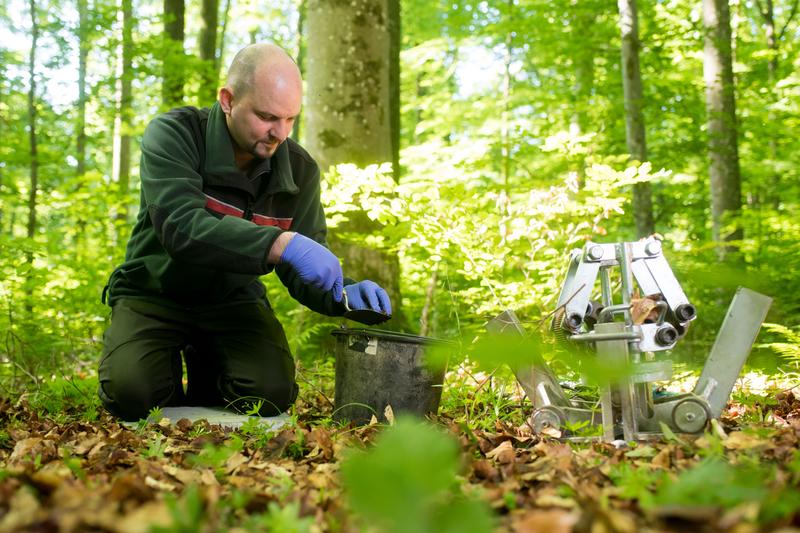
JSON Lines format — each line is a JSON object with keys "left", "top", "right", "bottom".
{"left": 488, "top": 237, "right": 772, "bottom": 441}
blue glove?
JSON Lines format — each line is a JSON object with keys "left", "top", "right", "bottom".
{"left": 280, "top": 234, "right": 344, "bottom": 302}
{"left": 344, "top": 280, "right": 392, "bottom": 315}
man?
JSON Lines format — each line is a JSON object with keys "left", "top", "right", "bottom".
{"left": 98, "top": 43, "right": 391, "bottom": 421}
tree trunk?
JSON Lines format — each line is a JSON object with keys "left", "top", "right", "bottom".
{"left": 26, "top": 0, "right": 40, "bottom": 313}
{"left": 703, "top": 0, "right": 742, "bottom": 260}
{"left": 27, "top": 0, "right": 39, "bottom": 243}
{"left": 618, "top": 0, "right": 654, "bottom": 237}
{"left": 388, "top": 0, "right": 400, "bottom": 180}
{"left": 305, "top": 0, "right": 406, "bottom": 330}
{"left": 292, "top": 0, "right": 306, "bottom": 142}
{"left": 217, "top": 0, "right": 231, "bottom": 79}
{"left": 162, "top": 0, "right": 185, "bottom": 108}
{"left": 113, "top": 0, "right": 134, "bottom": 227}
{"left": 199, "top": 0, "right": 219, "bottom": 106}
{"left": 76, "top": 0, "right": 89, "bottom": 177}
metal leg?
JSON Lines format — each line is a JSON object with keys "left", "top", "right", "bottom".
{"left": 693, "top": 287, "right": 772, "bottom": 418}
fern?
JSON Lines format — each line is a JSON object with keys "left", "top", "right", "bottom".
{"left": 761, "top": 323, "right": 800, "bottom": 365}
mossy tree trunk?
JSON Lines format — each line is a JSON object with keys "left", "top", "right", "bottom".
{"left": 305, "top": 0, "right": 406, "bottom": 330}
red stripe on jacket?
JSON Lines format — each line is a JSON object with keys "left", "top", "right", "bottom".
{"left": 205, "top": 194, "right": 293, "bottom": 230}
{"left": 252, "top": 214, "right": 293, "bottom": 230}
{"left": 205, "top": 195, "right": 244, "bottom": 217}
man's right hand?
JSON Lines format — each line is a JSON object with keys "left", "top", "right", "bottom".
{"left": 277, "top": 233, "right": 344, "bottom": 301}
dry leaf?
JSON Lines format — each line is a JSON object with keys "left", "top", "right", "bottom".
{"left": 651, "top": 446, "right": 671, "bottom": 469}
{"left": 384, "top": 404, "right": 395, "bottom": 425}
{"left": 512, "top": 509, "right": 579, "bottom": 533}
{"left": 722, "top": 431, "right": 770, "bottom": 451}
{"left": 144, "top": 475, "right": 177, "bottom": 492}
{"left": 486, "top": 440, "right": 516, "bottom": 464}
{"left": 630, "top": 297, "right": 659, "bottom": 325}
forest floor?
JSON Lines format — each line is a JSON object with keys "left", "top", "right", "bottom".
{"left": 0, "top": 363, "right": 799, "bottom": 532}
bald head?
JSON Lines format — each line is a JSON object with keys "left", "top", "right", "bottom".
{"left": 219, "top": 43, "right": 303, "bottom": 167}
{"left": 226, "top": 43, "right": 301, "bottom": 100}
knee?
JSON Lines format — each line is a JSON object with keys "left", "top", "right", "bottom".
{"left": 98, "top": 364, "right": 177, "bottom": 421}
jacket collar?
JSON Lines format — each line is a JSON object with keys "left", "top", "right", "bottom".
{"left": 203, "top": 102, "right": 299, "bottom": 196}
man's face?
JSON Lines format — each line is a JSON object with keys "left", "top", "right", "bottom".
{"left": 223, "top": 67, "right": 302, "bottom": 162}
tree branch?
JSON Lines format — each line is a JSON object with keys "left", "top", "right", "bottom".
{"left": 778, "top": 0, "right": 799, "bottom": 40}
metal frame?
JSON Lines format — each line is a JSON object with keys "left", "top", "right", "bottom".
{"left": 488, "top": 237, "right": 772, "bottom": 441}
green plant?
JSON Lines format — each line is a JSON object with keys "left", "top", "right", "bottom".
{"left": 341, "top": 416, "right": 494, "bottom": 533}
{"left": 153, "top": 485, "right": 207, "bottom": 533}
{"left": 187, "top": 435, "right": 244, "bottom": 478}
{"left": 243, "top": 501, "right": 314, "bottom": 532}
{"left": 142, "top": 434, "right": 167, "bottom": 459}
{"left": 238, "top": 416, "right": 276, "bottom": 449}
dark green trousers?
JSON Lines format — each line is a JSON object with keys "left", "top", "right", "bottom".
{"left": 98, "top": 298, "right": 298, "bottom": 421}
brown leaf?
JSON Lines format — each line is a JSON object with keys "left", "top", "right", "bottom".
{"left": 144, "top": 475, "right": 177, "bottom": 492}
{"left": 512, "top": 509, "right": 579, "bottom": 533}
{"left": 114, "top": 500, "right": 174, "bottom": 533}
{"left": 486, "top": 440, "right": 516, "bottom": 464}
{"left": 9, "top": 437, "right": 58, "bottom": 465}
{"left": 0, "top": 485, "right": 41, "bottom": 531}
{"left": 651, "top": 446, "right": 671, "bottom": 469}
{"left": 308, "top": 463, "right": 338, "bottom": 490}
{"left": 225, "top": 452, "right": 249, "bottom": 474}
{"left": 30, "top": 461, "right": 75, "bottom": 490}
{"left": 175, "top": 418, "right": 193, "bottom": 433}
{"left": 648, "top": 504, "right": 719, "bottom": 521}
{"left": 472, "top": 459, "right": 499, "bottom": 481}
{"left": 722, "top": 431, "right": 771, "bottom": 451}
{"left": 109, "top": 472, "right": 154, "bottom": 503}
{"left": 630, "top": 297, "right": 659, "bottom": 325}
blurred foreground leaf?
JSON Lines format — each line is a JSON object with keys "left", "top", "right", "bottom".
{"left": 340, "top": 416, "right": 494, "bottom": 533}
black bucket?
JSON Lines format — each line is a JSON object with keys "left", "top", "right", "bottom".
{"left": 331, "top": 328, "right": 453, "bottom": 425}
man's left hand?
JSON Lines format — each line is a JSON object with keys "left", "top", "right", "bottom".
{"left": 344, "top": 280, "right": 392, "bottom": 315}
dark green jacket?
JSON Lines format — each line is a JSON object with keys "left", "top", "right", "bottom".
{"left": 104, "top": 103, "right": 347, "bottom": 316}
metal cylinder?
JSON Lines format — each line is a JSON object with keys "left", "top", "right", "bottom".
{"left": 671, "top": 398, "right": 710, "bottom": 433}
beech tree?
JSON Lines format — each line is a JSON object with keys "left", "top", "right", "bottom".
{"left": 305, "top": 0, "right": 405, "bottom": 327}
{"left": 703, "top": 0, "right": 742, "bottom": 259}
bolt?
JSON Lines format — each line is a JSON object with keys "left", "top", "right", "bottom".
{"left": 588, "top": 245, "right": 604, "bottom": 261}
{"left": 655, "top": 325, "right": 678, "bottom": 346}
{"left": 566, "top": 314, "right": 583, "bottom": 330}
{"left": 684, "top": 412, "right": 696, "bottom": 422}
{"left": 675, "top": 303, "right": 696, "bottom": 322}
{"left": 645, "top": 240, "right": 662, "bottom": 256}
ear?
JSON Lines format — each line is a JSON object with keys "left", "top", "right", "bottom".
{"left": 218, "top": 87, "right": 234, "bottom": 114}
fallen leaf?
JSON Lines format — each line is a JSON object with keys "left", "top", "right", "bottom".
{"left": 384, "top": 404, "right": 395, "bottom": 425}
{"left": 144, "top": 475, "right": 177, "bottom": 492}
{"left": 630, "top": 297, "right": 659, "bottom": 325}
{"left": 486, "top": 440, "right": 515, "bottom": 464}
{"left": 512, "top": 509, "right": 579, "bottom": 533}
{"left": 722, "top": 431, "right": 770, "bottom": 451}
{"left": 115, "top": 500, "right": 174, "bottom": 533}
{"left": 0, "top": 485, "right": 41, "bottom": 531}
{"left": 472, "top": 459, "right": 499, "bottom": 480}
{"left": 651, "top": 446, "right": 671, "bottom": 469}
{"left": 225, "top": 452, "right": 249, "bottom": 473}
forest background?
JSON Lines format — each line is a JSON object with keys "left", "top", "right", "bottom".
{"left": 1, "top": 0, "right": 798, "bottom": 381}
{"left": 1, "top": 0, "right": 800, "bottom": 530}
